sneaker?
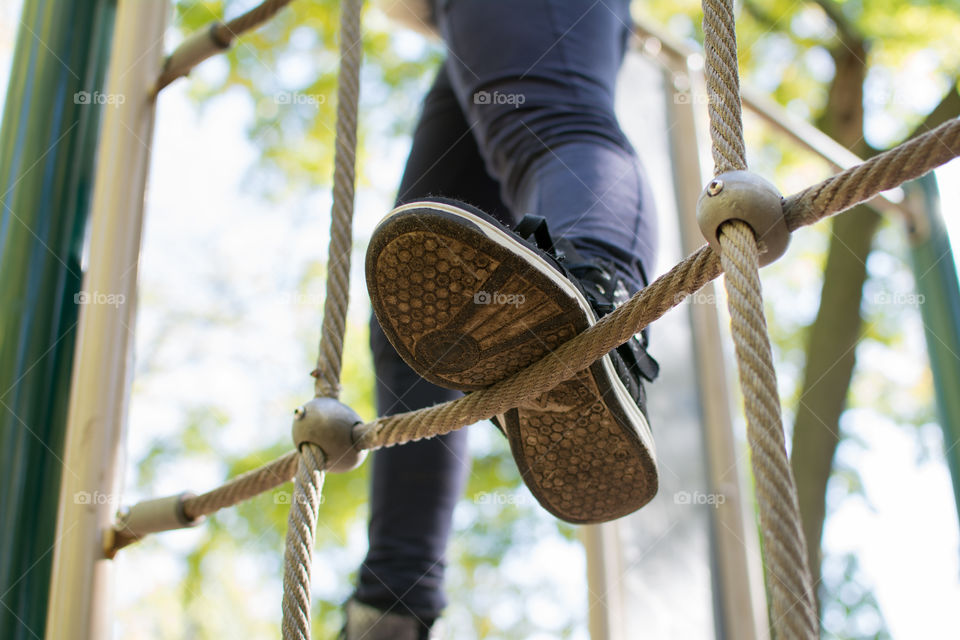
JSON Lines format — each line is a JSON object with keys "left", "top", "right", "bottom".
{"left": 365, "top": 198, "right": 659, "bottom": 523}
{"left": 341, "top": 598, "right": 435, "bottom": 640}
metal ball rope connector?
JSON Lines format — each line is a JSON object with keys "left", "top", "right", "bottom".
{"left": 697, "top": 171, "right": 790, "bottom": 266}
{"left": 291, "top": 397, "right": 367, "bottom": 473}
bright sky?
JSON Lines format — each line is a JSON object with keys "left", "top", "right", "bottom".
{"left": 2, "top": 1, "right": 960, "bottom": 638}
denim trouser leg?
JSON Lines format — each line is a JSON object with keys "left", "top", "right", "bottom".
{"left": 356, "top": 66, "right": 509, "bottom": 621}
{"left": 358, "top": 0, "right": 659, "bottom": 621}
{"left": 435, "top": 0, "right": 658, "bottom": 289}
{"left": 356, "top": 319, "right": 468, "bottom": 621}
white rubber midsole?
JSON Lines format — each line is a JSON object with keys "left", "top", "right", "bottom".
{"left": 382, "top": 201, "right": 656, "bottom": 457}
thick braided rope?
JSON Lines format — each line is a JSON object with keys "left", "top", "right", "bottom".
{"left": 182, "top": 451, "right": 299, "bottom": 520}
{"left": 784, "top": 117, "right": 960, "bottom": 231}
{"left": 313, "top": 0, "right": 363, "bottom": 398}
{"left": 132, "top": 0, "right": 957, "bottom": 556}
{"left": 281, "top": 444, "right": 326, "bottom": 640}
{"left": 700, "top": 0, "right": 818, "bottom": 634}
{"left": 207, "top": 121, "right": 954, "bottom": 466}
{"left": 718, "top": 221, "right": 819, "bottom": 638}
{"left": 211, "top": 0, "right": 295, "bottom": 44}
{"left": 702, "top": 0, "right": 747, "bottom": 173}
{"left": 355, "top": 247, "right": 723, "bottom": 448}
{"left": 280, "top": 1, "right": 363, "bottom": 637}
{"left": 114, "top": 121, "right": 960, "bottom": 539}
{"left": 353, "top": 115, "right": 955, "bottom": 447}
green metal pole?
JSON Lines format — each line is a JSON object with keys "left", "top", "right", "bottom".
{"left": 908, "top": 173, "right": 960, "bottom": 526}
{"left": 0, "top": 2, "right": 115, "bottom": 638}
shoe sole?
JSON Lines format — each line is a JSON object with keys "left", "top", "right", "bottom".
{"left": 366, "top": 200, "right": 658, "bottom": 522}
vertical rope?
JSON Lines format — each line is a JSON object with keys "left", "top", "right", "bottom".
{"left": 718, "top": 222, "right": 819, "bottom": 638}
{"left": 700, "top": 0, "right": 818, "bottom": 635}
{"left": 281, "top": 444, "right": 327, "bottom": 640}
{"left": 702, "top": 0, "right": 747, "bottom": 173}
{"left": 313, "top": 0, "right": 364, "bottom": 399}
{"left": 283, "top": 1, "right": 363, "bottom": 637}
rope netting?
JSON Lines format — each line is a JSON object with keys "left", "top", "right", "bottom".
{"left": 117, "top": 0, "right": 960, "bottom": 638}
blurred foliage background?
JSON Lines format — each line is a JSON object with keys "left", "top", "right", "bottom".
{"left": 112, "top": 0, "right": 960, "bottom": 638}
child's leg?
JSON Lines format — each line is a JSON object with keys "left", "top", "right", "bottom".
{"left": 354, "top": 63, "right": 511, "bottom": 625}
{"left": 435, "top": 0, "right": 658, "bottom": 289}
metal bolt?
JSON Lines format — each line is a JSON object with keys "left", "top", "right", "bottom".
{"left": 707, "top": 179, "right": 724, "bottom": 196}
{"left": 294, "top": 406, "right": 306, "bottom": 420}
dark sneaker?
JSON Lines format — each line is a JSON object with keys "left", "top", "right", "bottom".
{"left": 365, "top": 198, "right": 659, "bottom": 523}
{"left": 341, "top": 599, "right": 436, "bottom": 640}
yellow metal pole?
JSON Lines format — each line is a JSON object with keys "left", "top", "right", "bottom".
{"left": 45, "top": 1, "right": 168, "bottom": 638}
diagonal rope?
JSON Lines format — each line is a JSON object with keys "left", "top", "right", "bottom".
{"left": 108, "top": 116, "right": 960, "bottom": 550}
{"left": 353, "top": 119, "right": 959, "bottom": 452}
{"left": 112, "top": 0, "right": 960, "bottom": 633}
{"left": 183, "top": 451, "right": 299, "bottom": 519}
{"left": 118, "top": 6, "right": 960, "bottom": 637}
{"left": 354, "top": 247, "right": 722, "bottom": 447}
{"left": 718, "top": 221, "right": 819, "bottom": 638}
{"left": 312, "top": 0, "right": 363, "bottom": 399}
{"left": 783, "top": 117, "right": 960, "bottom": 231}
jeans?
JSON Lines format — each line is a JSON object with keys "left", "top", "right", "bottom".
{"left": 355, "top": 0, "right": 656, "bottom": 621}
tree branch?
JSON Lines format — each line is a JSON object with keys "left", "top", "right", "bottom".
{"left": 741, "top": 0, "right": 780, "bottom": 31}
{"left": 906, "top": 80, "right": 960, "bottom": 141}
{"left": 791, "top": 205, "right": 881, "bottom": 608}
{"left": 809, "top": 0, "right": 863, "bottom": 46}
